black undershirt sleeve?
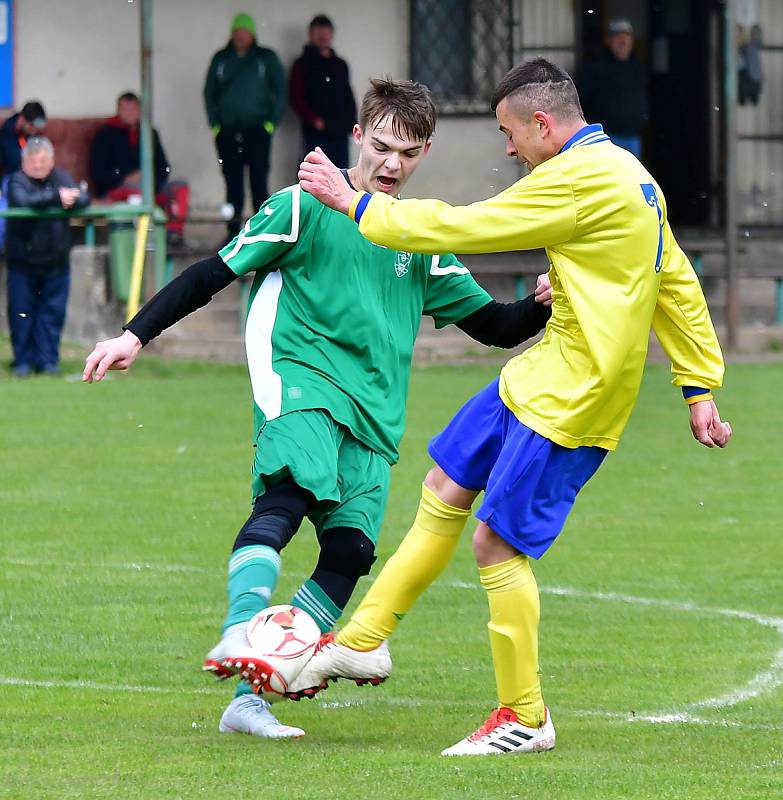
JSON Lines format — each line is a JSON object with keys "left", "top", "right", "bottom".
{"left": 124, "top": 255, "right": 237, "bottom": 346}
{"left": 455, "top": 295, "right": 551, "bottom": 349}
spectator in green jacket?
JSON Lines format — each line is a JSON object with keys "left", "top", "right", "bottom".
{"left": 204, "top": 12, "right": 287, "bottom": 238}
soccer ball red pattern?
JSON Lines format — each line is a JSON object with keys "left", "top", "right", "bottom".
{"left": 246, "top": 605, "right": 321, "bottom": 693}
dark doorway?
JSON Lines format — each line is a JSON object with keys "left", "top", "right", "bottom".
{"left": 577, "top": 0, "right": 720, "bottom": 226}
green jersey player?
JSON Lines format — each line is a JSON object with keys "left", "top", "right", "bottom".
{"left": 83, "top": 78, "right": 551, "bottom": 739}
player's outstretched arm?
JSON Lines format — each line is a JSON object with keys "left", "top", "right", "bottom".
{"left": 83, "top": 330, "right": 142, "bottom": 383}
{"left": 82, "top": 254, "right": 238, "bottom": 383}
{"left": 298, "top": 148, "right": 355, "bottom": 213}
{"left": 688, "top": 398, "right": 732, "bottom": 449}
{"left": 455, "top": 274, "right": 552, "bottom": 348}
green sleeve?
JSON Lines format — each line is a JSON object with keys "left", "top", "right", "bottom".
{"left": 219, "top": 186, "right": 308, "bottom": 276}
{"left": 203, "top": 54, "right": 220, "bottom": 128}
{"left": 421, "top": 253, "right": 492, "bottom": 328}
{"left": 267, "top": 52, "right": 287, "bottom": 126}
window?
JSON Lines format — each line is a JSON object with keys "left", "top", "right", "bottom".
{"left": 410, "top": 0, "right": 514, "bottom": 115}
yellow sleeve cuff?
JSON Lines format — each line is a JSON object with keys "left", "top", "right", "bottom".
{"left": 348, "top": 191, "right": 367, "bottom": 221}
{"left": 685, "top": 392, "right": 714, "bottom": 405}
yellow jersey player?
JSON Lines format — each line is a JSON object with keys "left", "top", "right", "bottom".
{"left": 294, "top": 58, "right": 732, "bottom": 755}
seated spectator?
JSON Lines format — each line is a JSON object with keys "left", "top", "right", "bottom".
{"left": 0, "top": 100, "right": 47, "bottom": 175}
{"left": 90, "top": 92, "right": 189, "bottom": 244}
{"left": 6, "top": 137, "right": 89, "bottom": 377}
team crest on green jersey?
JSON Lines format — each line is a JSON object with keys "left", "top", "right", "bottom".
{"left": 394, "top": 251, "right": 412, "bottom": 277}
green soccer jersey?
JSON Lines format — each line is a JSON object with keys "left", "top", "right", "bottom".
{"left": 219, "top": 184, "right": 491, "bottom": 464}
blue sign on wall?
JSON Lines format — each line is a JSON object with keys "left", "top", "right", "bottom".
{"left": 0, "top": 0, "right": 13, "bottom": 108}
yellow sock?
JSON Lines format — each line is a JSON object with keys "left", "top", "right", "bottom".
{"left": 479, "top": 555, "right": 545, "bottom": 728}
{"left": 337, "top": 484, "right": 471, "bottom": 650}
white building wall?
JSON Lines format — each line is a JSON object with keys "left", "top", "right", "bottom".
{"left": 10, "top": 0, "right": 521, "bottom": 211}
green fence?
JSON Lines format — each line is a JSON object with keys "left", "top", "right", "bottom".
{"left": 0, "top": 204, "right": 168, "bottom": 306}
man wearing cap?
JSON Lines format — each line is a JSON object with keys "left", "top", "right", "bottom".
{"left": 204, "top": 12, "right": 287, "bottom": 238}
{"left": 0, "top": 101, "right": 47, "bottom": 175}
{"left": 579, "top": 18, "right": 647, "bottom": 158}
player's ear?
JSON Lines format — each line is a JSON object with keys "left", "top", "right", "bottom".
{"left": 352, "top": 124, "right": 363, "bottom": 146}
{"left": 532, "top": 111, "right": 551, "bottom": 137}
{"left": 422, "top": 138, "right": 433, "bottom": 157}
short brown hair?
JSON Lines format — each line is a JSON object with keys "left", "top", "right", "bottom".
{"left": 359, "top": 78, "right": 436, "bottom": 142}
{"left": 491, "top": 58, "right": 583, "bottom": 122}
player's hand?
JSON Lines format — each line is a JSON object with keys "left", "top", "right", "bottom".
{"left": 82, "top": 330, "right": 142, "bottom": 383}
{"left": 535, "top": 273, "right": 552, "bottom": 306}
{"left": 298, "top": 148, "right": 354, "bottom": 215}
{"left": 689, "top": 398, "right": 732, "bottom": 448}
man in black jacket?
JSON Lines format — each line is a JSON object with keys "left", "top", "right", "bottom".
{"left": 289, "top": 15, "right": 356, "bottom": 167}
{"left": 0, "top": 100, "right": 47, "bottom": 175}
{"left": 90, "top": 92, "right": 189, "bottom": 243}
{"left": 6, "top": 137, "right": 89, "bottom": 376}
{"left": 579, "top": 18, "right": 647, "bottom": 159}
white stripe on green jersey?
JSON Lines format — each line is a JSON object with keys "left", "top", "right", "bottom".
{"left": 219, "top": 185, "right": 491, "bottom": 465}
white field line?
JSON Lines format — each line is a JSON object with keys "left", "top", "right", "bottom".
{"left": 446, "top": 579, "right": 783, "bottom": 719}
{"left": 4, "top": 557, "right": 782, "bottom": 725}
{"left": 2, "top": 557, "right": 213, "bottom": 574}
{"left": 0, "top": 676, "right": 220, "bottom": 695}
{"left": 2, "top": 676, "right": 783, "bottom": 732}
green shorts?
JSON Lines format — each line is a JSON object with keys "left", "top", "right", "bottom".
{"left": 251, "top": 409, "right": 391, "bottom": 544}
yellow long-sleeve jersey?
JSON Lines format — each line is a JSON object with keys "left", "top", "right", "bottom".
{"left": 350, "top": 125, "right": 724, "bottom": 451}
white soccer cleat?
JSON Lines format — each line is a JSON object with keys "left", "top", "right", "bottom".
{"left": 218, "top": 694, "right": 305, "bottom": 738}
{"left": 202, "top": 622, "right": 270, "bottom": 683}
{"left": 441, "top": 707, "right": 556, "bottom": 756}
{"left": 285, "top": 633, "right": 392, "bottom": 699}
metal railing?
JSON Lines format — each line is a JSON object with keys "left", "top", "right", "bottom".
{"left": 0, "top": 203, "right": 167, "bottom": 321}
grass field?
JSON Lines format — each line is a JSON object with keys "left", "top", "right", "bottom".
{"left": 1, "top": 350, "right": 782, "bottom": 799}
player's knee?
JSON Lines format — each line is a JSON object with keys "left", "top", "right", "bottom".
{"left": 318, "top": 527, "right": 376, "bottom": 579}
{"left": 423, "top": 465, "right": 449, "bottom": 494}
{"left": 232, "top": 479, "right": 312, "bottom": 553}
{"left": 424, "top": 465, "right": 476, "bottom": 510}
{"left": 471, "top": 524, "right": 513, "bottom": 567}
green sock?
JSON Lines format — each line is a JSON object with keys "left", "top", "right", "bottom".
{"left": 291, "top": 579, "right": 343, "bottom": 633}
{"left": 223, "top": 545, "right": 281, "bottom": 631}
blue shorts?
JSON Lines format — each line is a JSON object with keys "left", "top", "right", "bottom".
{"left": 428, "top": 379, "right": 607, "bottom": 559}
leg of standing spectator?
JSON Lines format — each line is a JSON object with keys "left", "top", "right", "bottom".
{"left": 302, "top": 130, "right": 321, "bottom": 162}
{"left": 7, "top": 268, "right": 38, "bottom": 374}
{"left": 216, "top": 128, "right": 246, "bottom": 238}
{"left": 247, "top": 125, "right": 272, "bottom": 212}
{"left": 303, "top": 131, "right": 350, "bottom": 169}
{"left": 326, "top": 135, "right": 350, "bottom": 170}
{"left": 32, "top": 268, "right": 70, "bottom": 373}
{"left": 611, "top": 135, "right": 642, "bottom": 160}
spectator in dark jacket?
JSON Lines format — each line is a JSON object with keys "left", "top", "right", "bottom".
{"left": 204, "top": 12, "right": 287, "bottom": 237}
{"left": 579, "top": 18, "right": 647, "bottom": 159}
{"left": 0, "top": 100, "right": 47, "bottom": 175}
{"left": 289, "top": 15, "right": 356, "bottom": 168}
{"left": 90, "top": 92, "right": 189, "bottom": 243}
{"left": 6, "top": 137, "right": 89, "bottom": 376}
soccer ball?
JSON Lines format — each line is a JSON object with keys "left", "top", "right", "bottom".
{"left": 246, "top": 604, "right": 321, "bottom": 694}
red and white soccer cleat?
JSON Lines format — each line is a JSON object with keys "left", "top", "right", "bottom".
{"left": 284, "top": 633, "right": 392, "bottom": 700}
{"left": 440, "top": 707, "right": 556, "bottom": 756}
{"left": 202, "top": 622, "right": 272, "bottom": 687}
